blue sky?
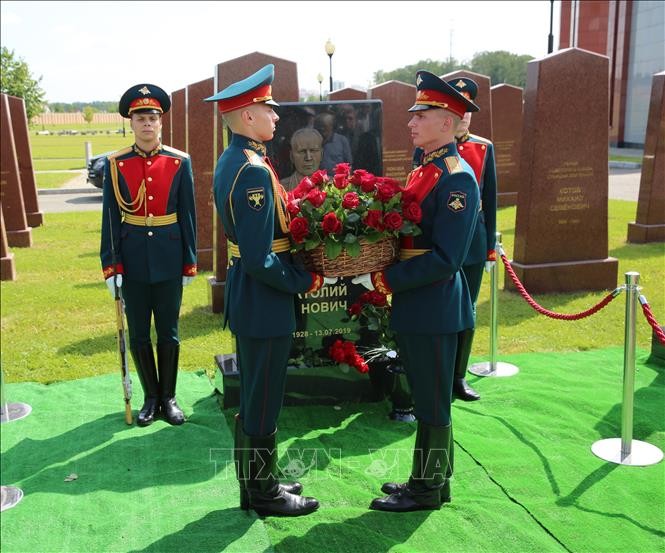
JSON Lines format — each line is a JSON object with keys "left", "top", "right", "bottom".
{"left": 1, "top": 1, "right": 561, "bottom": 103}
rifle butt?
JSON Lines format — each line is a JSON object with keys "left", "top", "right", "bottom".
{"left": 124, "top": 402, "right": 133, "bottom": 425}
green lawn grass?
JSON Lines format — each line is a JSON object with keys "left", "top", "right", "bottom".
{"left": 30, "top": 133, "right": 134, "bottom": 161}
{"left": 32, "top": 159, "right": 86, "bottom": 171}
{"left": 1, "top": 200, "right": 662, "bottom": 385}
{"left": 34, "top": 172, "right": 81, "bottom": 189}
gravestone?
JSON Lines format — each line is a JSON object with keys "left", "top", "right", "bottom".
{"left": 187, "top": 78, "right": 215, "bottom": 270}
{"left": 161, "top": 109, "right": 171, "bottom": 145}
{"left": 170, "top": 88, "right": 186, "bottom": 152}
{"left": 330, "top": 88, "right": 367, "bottom": 101}
{"left": 509, "top": 48, "right": 618, "bottom": 293}
{"left": 209, "top": 52, "right": 300, "bottom": 313}
{"left": 0, "top": 93, "right": 32, "bottom": 248}
{"left": 443, "top": 69, "right": 493, "bottom": 141}
{"left": 1, "top": 210, "right": 16, "bottom": 281}
{"left": 369, "top": 80, "right": 416, "bottom": 185}
{"left": 8, "top": 95, "right": 43, "bottom": 227}
{"left": 491, "top": 84, "right": 523, "bottom": 207}
{"left": 627, "top": 71, "right": 665, "bottom": 243}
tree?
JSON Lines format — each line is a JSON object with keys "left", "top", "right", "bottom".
{"left": 0, "top": 47, "right": 46, "bottom": 120}
{"left": 374, "top": 58, "right": 464, "bottom": 85}
{"left": 82, "top": 105, "right": 96, "bottom": 125}
{"left": 470, "top": 51, "right": 534, "bottom": 88}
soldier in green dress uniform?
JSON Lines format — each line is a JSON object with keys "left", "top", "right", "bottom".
{"left": 205, "top": 65, "right": 335, "bottom": 517}
{"left": 354, "top": 70, "right": 480, "bottom": 511}
{"left": 100, "top": 84, "right": 197, "bottom": 427}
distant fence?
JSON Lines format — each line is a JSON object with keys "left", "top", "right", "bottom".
{"left": 32, "top": 112, "right": 124, "bottom": 125}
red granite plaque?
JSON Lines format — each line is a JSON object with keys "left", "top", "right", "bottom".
{"left": 170, "top": 88, "right": 186, "bottom": 152}
{"left": 491, "top": 84, "right": 523, "bottom": 207}
{"left": 509, "top": 48, "right": 618, "bottom": 293}
{"left": 161, "top": 109, "right": 172, "bottom": 145}
{"left": 187, "top": 78, "right": 215, "bottom": 270}
{"left": 0, "top": 93, "right": 32, "bottom": 248}
{"left": 210, "top": 52, "right": 300, "bottom": 313}
{"left": 1, "top": 209, "right": 16, "bottom": 281}
{"left": 627, "top": 71, "right": 665, "bottom": 243}
{"left": 368, "top": 80, "right": 416, "bottom": 185}
{"left": 8, "top": 95, "right": 43, "bottom": 227}
{"left": 442, "top": 69, "right": 493, "bottom": 141}
{"left": 330, "top": 88, "right": 367, "bottom": 101}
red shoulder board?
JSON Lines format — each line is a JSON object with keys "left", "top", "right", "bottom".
{"left": 404, "top": 164, "right": 443, "bottom": 205}
{"left": 457, "top": 141, "right": 487, "bottom": 185}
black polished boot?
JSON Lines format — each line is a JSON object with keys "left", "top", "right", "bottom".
{"left": 157, "top": 343, "right": 185, "bottom": 425}
{"left": 130, "top": 343, "right": 160, "bottom": 427}
{"left": 380, "top": 424, "right": 453, "bottom": 503}
{"left": 371, "top": 421, "right": 452, "bottom": 512}
{"left": 242, "top": 428, "right": 318, "bottom": 517}
{"left": 453, "top": 328, "right": 480, "bottom": 401}
{"left": 234, "top": 416, "right": 302, "bottom": 511}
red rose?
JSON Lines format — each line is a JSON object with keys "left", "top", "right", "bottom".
{"left": 403, "top": 201, "right": 422, "bottom": 223}
{"left": 401, "top": 189, "right": 417, "bottom": 204}
{"left": 359, "top": 174, "right": 377, "bottom": 193}
{"left": 342, "top": 192, "right": 360, "bottom": 209}
{"left": 309, "top": 169, "right": 329, "bottom": 186}
{"left": 348, "top": 302, "right": 362, "bottom": 316}
{"left": 321, "top": 212, "right": 343, "bottom": 235}
{"left": 293, "top": 177, "right": 314, "bottom": 199}
{"left": 287, "top": 199, "right": 301, "bottom": 216}
{"left": 353, "top": 355, "right": 369, "bottom": 373}
{"left": 333, "top": 173, "right": 349, "bottom": 190}
{"left": 289, "top": 216, "right": 309, "bottom": 244}
{"left": 329, "top": 340, "right": 346, "bottom": 363}
{"left": 376, "top": 181, "right": 398, "bottom": 202}
{"left": 305, "top": 188, "right": 327, "bottom": 208}
{"left": 364, "top": 209, "right": 384, "bottom": 230}
{"left": 349, "top": 169, "right": 369, "bottom": 185}
{"left": 368, "top": 291, "right": 388, "bottom": 307}
{"left": 383, "top": 211, "right": 403, "bottom": 231}
{"left": 334, "top": 162, "right": 351, "bottom": 175}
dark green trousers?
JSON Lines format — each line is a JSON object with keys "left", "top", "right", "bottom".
{"left": 396, "top": 333, "right": 457, "bottom": 426}
{"left": 122, "top": 277, "right": 183, "bottom": 347}
{"left": 235, "top": 335, "right": 293, "bottom": 436}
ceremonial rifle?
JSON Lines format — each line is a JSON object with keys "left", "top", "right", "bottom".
{"left": 109, "top": 210, "right": 133, "bottom": 424}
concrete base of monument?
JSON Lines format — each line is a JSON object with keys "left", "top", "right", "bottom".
{"left": 6, "top": 229, "right": 32, "bottom": 248}
{"left": 208, "top": 277, "right": 225, "bottom": 314}
{"left": 627, "top": 222, "right": 665, "bottom": 243}
{"left": 26, "top": 211, "right": 44, "bottom": 228}
{"left": 504, "top": 257, "right": 619, "bottom": 293}
{"left": 196, "top": 248, "right": 213, "bottom": 272}
{"left": 497, "top": 192, "right": 518, "bottom": 207}
{"left": 1, "top": 254, "right": 16, "bottom": 281}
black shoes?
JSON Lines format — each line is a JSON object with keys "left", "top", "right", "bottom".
{"left": 453, "top": 377, "right": 480, "bottom": 401}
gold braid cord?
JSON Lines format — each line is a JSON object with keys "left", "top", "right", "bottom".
{"left": 110, "top": 157, "right": 146, "bottom": 214}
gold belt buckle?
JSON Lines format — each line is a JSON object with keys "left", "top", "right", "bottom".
{"left": 146, "top": 215, "right": 154, "bottom": 227}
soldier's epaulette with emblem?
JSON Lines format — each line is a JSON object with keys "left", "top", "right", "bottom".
{"left": 243, "top": 149, "right": 270, "bottom": 171}
{"left": 468, "top": 133, "right": 492, "bottom": 145}
{"left": 444, "top": 155, "right": 463, "bottom": 174}
{"left": 162, "top": 145, "right": 190, "bottom": 158}
{"left": 106, "top": 146, "right": 133, "bottom": 161}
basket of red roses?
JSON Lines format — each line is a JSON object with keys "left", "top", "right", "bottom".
{"left": 287, "top": 163, "right": 422, "bottom": 277}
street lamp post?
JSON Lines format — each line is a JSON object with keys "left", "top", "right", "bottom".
{"left": 317, "top": 73, "right": 324, "bottom": 101}
{"left": 548, "top": 0, "right": 554, "bottom": 54}
{"left": 325, "top": 39, "right": 335, "bottom": 92}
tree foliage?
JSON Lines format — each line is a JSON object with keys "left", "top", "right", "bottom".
{"left": 82, "top": 105, "right": 96, "bottom": 124}
{"left": 49, "top": 101, "right": 118, "bottom": 113}
{"left": 0, "top": 47, "right": 46, "bottom": 120}
{"left": 373, "top": 51, "right": 533, "bottom": 88}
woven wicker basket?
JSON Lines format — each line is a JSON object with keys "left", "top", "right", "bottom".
{"left": 300, "top": 237, "right": 399, "bottom": 278}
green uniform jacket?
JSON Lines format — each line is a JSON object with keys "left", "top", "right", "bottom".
{"left": 213, "top": 134, "right": 318, "bottom": 338}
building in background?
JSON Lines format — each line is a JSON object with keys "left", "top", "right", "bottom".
{"left": 560, "top": 0, "right": 665, "bottom": 148}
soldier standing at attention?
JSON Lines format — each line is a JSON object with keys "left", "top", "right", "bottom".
{"left": 354, "top": 71, "right": 480, "bottom": 511}
{"left": 100, "top": 84, "right": 197, "bottom": 427}
{"left": 205, "top": 65, "right": 335, "bottom": 517}
{"left": 446, "top": 77, "right": 498, "bottom": 402}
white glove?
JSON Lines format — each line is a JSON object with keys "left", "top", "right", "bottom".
{"left": 182, "top": 276, "right": 194, "bottom": 286}
{"left": 323, "top": 276, "right": 338, "bottom": 286}
{"left": 105, "top": 274, "right": 123, "bottom": 297}
{"left": 351, "top": 273, "right": 374, "bottom": 291}
{"left": 484, "top": 261, "right": 496, "bottom": 273}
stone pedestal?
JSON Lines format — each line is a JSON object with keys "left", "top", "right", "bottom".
{"left": 1, "top": 210, "right": 16, "bottom": 281}
{"left": 627, "top": 71, "right": 665, "bottom": 243}
{"left": 0, "top": 93, "right": 32, "bottom": 248}
{"left": 491, "top": 84, "right": 523, "bottom": 207}
{"left": 369, "top": 80, "right": 416, "bottom": 185}
{"left": 509, "top": 48, "right": 617, "bottom": 293}
{"left": 8, "top": 96, "right": 42, "bottom": 227}
{"left": 443, "top": 69, "right": 493, "bottom": 141}
{"left": 187, "top": 78, "right": 215, "bottom": 270}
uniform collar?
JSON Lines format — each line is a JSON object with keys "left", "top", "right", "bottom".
{"left": 421, "top": 141, "right": 458, "bottom": 166}
{"left": 231, "top": 134, "right": 267, "bottom": 156}
{"left": 133, "top": 143, "right": 162, "bottom": 158}
{"left": 456, "top": 131, "right": 470, "bottom": 143}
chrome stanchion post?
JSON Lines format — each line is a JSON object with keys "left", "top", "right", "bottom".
{"left": 0, "top": 368, "right": 27, "bottom": 511}
{"left": 469, "top": 232, "right": 519, "bottom": 377}
{"left": 591, "top": 272, "right": 663, "bottom": 466}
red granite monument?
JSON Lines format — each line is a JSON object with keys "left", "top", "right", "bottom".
{"left": 443, "top": 69, "right": 493, "bottom": 141}
{"left": 627, "top": 71, "right": 665, "bottom": 243}
{"left": 509, "top": 48, "right": 618, "bottom": 293}
{"left": 7, "top": 95, "right": 43, "bottom": 227}
{"left": 368, "top": 80, "right": 415, "bottom": 185}
{"left": 0, "top": 93, "right": 32, "bottom": 248}
{"left": 491, "top": 83, "right": 523, "bottom": 207}
{"left": 170, "top": 88, "right": 186, "bottom": 152}
{"left": 1, "top": 210, "right": 16, "bottom": 281}
{"left": 330, "top": 87, "right": 367, "bottom": 101}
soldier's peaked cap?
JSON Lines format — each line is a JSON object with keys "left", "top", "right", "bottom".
{"left": 447, "top": 77, "right": 479, "bottom": 102}
{"left": 204, "top": 64, "right": 279, "bottom": 113}
{"left": 408, "top": 70, "right": 479, "bottom": 117}
{"left": 119, "top": 84, "right": 170, "bottom": 118}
